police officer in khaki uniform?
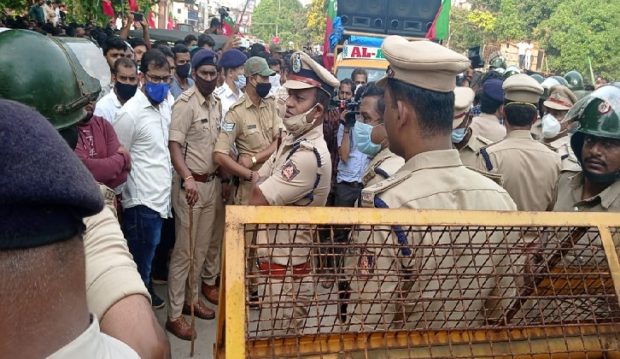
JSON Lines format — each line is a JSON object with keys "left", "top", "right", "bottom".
{"left": 346, "top": 36, "right": 518, "bottom": 331}
{"left": 0, "top": 100, "right": 139, "bottom": 359}
{"left": 477, "top": 74, "right": 561, "bottom": 211}
{"left": 452, "top": 86, "right": 494, "bottom": 167}
{"left": 469, "top": 78, "right": 506, "bottom": 142}
{"left": 554, "top": 85, "right": 620, "bottom": 212}
{"left": 531, "top": 85, "right": 577, "bottom": 141}
{"left": 0, "top": 29, "right": 168, "bottom": 358}
{"left": 213, "top": 56, "right": 282, "bottom": 205}
{"left": 166, "top": 49, "right": 222, "bottom": 340}
{"left": 353, "top": 82, "right": 404, "bottom": 187}
{"left": 248, "top": 51, "right": 337, "bottom": 335}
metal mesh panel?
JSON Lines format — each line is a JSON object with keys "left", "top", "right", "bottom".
{"left": 243, "top": 224, "right": 620, "bottom": 358}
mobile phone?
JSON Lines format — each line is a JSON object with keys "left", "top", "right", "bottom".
{"left": 133, "top": 12, "right": 143, "bottom": 22}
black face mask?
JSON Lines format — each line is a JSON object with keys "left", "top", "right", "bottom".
{"left": 255, "top": 82, "right": 271, "bottom": 98}
{"left": 583, "top": 168, "right": 620, "bottom": 184}
{"left": 115, "top": 81, "right": 138, "bottom": 102}
{"left": 195, "top": 74, "right": 217, "bottom": 97}
{"left": 176, "top": 63, "right": 191, "bottom": 79}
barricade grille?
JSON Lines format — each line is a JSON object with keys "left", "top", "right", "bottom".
{"left": 216, "top": 207, "right": 620, "bottom": 359}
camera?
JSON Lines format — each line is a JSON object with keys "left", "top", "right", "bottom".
{"left": 133, "top": 12, "right": 143, "bottom": 22}
{"left": 331, "top": 99, "right": 360, "bottom": 127}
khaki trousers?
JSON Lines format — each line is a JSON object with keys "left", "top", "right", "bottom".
{"left": 168, "top": 176, "right": 221, "bottom": 319}
{"left": 201, "top": 184, "right": 224, "bottom": 286}
{"left": 257, "top": 271, "right": 313, "bottom": 336}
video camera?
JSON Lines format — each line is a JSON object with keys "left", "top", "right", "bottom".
{"left": 330, "top": 98, "right": 360, "bottom": 127}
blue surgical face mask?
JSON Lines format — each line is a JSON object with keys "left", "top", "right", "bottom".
{"left": 451, "top": 127, "right": 467, "bottom": 144}
{"left": 234, "top": 74, "right": 246, "bottom": 90}
{"left": 354, "top": 122, "right": 381, "bottom": 156}
{"left": 144, "top": 81, "right": 169, "bottom": 104}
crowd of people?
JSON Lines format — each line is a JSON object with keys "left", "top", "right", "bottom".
{"left": 0, "top": 12, "right": 619, "bottom": 357}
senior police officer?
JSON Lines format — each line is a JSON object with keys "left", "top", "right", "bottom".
{"left": 0, "top": 29, "right": 169, "bottom": 358}
{"left": 0, "top": 100, "right": 139, "bottom": 358}
{"left": 477, "top": 74, "right": 561, "bottom": 211}
{"left": 248, "top": 51, "right": 337, "bottom": 335}
{"left": 346, "top": 36, "right": 517, "bottom": 331}
{"left": 166, "top": 49, "right": 222, "bottom": 340}
{"left": 554, "top": 85, "right": 620, "bottom": 212}
{"left": 451, "top": 86, "right": 494, "bottom": 167}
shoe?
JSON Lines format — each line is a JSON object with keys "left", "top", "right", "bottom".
{"left": 249, "top": 290, "right": 259, "bottom": 309}
{"left": 166, "top": 317, "right": 197, "bottom": 341}
{"left": 202, "top": 283, "right": 219, "bottom": 305}
{"left": 148, "top": 286, "right": 165, "bottom": 309}
{"left": 183, "top": 301, "right": 215, "bottom": 320}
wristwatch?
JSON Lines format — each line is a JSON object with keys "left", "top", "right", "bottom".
{"left": 251, "top": 156, "right": 257, "bottom": 165}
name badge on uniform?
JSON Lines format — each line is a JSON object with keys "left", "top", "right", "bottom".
{"left": 247, "top": 124, "right": 257, "bottom": 130}
{"left": 222, "top": 122, "right": 235, "bottom": 132}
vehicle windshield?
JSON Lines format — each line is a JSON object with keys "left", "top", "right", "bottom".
{"left": 336, "top": 67, "right": 386, "bottom": 83}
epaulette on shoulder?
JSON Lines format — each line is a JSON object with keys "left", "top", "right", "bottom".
{"left": 360, "top": 171, "right": 412, "bottom": 208}
{"left": 178, "top": 88, "right": 195, "bottom": 102}
{"left": 466, "top": 166, "right": 504, "bottom": 186}
{"left": 476, "top": 135, "right": 494, "bottom": 146}
{"left": 228, "top": 96, "right": 245, "bottom": 111}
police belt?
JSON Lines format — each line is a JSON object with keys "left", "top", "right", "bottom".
{"left": 258, "top": 261, "right": 312, "bottom": 278}
{"left": 191, "top": 172, "right": 217, "bottom": 183}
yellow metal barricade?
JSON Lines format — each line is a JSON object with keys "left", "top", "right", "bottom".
{"left": 215, "top": 206, "right": 620, "bottom": 358}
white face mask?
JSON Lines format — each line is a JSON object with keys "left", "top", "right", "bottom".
{"left": 542, "top": 113, "right": 561, "bottom": 139}
{"left": 283, "top": 104, "right": 317, "bottom": 137}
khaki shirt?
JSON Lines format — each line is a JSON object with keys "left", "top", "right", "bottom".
{"left": 477, "top": 130, "right": 561, "bottom": 211}
{"left": 362, "top": 147, "right": 404, "bottom": 187}
{"left": 49, "top": 316, "right": 139, "bottom": 358}
{"left": 169, "top": 87, "right": 222, "bottom": 175}
{"left": 256, "top": 125, "right": 332, "bottom": 266}
{"left": 553, "top": 173, "right": 620, "bottom": 212}
{"left": 84, "top": 207, "right": 149, "bottom": 319}
{"left": 348, "top": 150, "right": 517, "bottom": 330}
{"left": 213, "top": 95, "right": 281, "bottom": 162}
{"left": 469, "top": 113, "right": 506, "bottom": 143}
{"left": 457, "top": 128, "right": 493, "bottom": 168}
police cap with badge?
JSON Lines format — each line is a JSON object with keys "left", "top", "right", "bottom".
{"left": 191, "top": 48, "right": 218, "bottom": 70}
{"left": 284, "top": 51, "right": 339, "bottom": 97}
{"left": 0, "top": 99, "right": 104, "bottom": 250}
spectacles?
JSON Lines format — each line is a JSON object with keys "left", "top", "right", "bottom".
{"left": 145, "top": 73, "right": 172, "bottom": 84}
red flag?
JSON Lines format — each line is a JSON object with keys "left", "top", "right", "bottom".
{"left": 128, "top": 0, "right": 138, "bottom": 12}
{"left": 101, "top": 0, "right": 115, "bottom": 18}
{"left": 148, "top": 11, "right": 155, "bottom": 29}
{"left": 322, "top": 0, "right": 336, "bottom": 72}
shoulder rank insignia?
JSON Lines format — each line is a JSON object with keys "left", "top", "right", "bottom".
{"left": 360, "top": 171, "right": 412, "bottom": 208}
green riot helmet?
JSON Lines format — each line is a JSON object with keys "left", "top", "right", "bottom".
{"left": 564, "top": 70, "right": 584, "bottom": 91}
{"left": 489, "top": 56, "right": 506, "bottom": 70}
{"left": 567, "top": 85, "right": 620, "bottom": 165}
{"left": 530, "top": 73, "right": 544, "bottom": 84}
{"left": 503, "top": 66, "right": 521, "bottom": 79}
{"left": 0, "top": 29, "right": 101, "bottom": 146}
{"left": 551, "top": 75, "right": 569, "bottom": 87}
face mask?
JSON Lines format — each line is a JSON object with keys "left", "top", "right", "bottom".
{"left": 542, "top": 113, "right": 561, "bottom": 139}
{"left": 234, "top": 75, "right": 246, "bottom": 90}
{"left": 354, "top": 122, "right": 381, "bottom": 156}
{"left": 283, "top": 104, "right": 317, "bottom": 137}
{"left": 269, "top": 74, "right": 281, "bottom": 89}
{"left": 195, "top": 74, "right": 217, "bottom": 97}
{"left": 144, "top": 81, "right": 169, "bottom": 104}
{"left": 255, "top": 82, "right": 272, "bottom": 98}
{"left": 451, "top": 128, "right": 467, "bottom": 144}
{"left": 115, "top": 81, "right": 138, "bottom": 102}
{"left": 175, "top": 63, "right": 191, "bottom": 79}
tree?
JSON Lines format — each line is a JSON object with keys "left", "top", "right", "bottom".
{"left": 447, "top": 7, "right": 496, "bottom": 54}
{"left": 538, "top": 0, "right": 620, "bottom": 80}
{"left": 251, "top": 0, "right": 307, "bottom": 47}
{"left": 305, "top": 0, "right": 325, "bottom": 45}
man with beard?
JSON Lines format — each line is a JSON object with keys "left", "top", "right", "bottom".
{"left": 166, "top": 49, "right": 222, "bottom": 339}
{"left": 554, "top": 85, "right": 620, "bottom": 212}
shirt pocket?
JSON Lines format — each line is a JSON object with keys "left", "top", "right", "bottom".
{"left": 243, "top": 124, "right": 264, "bottom": 151}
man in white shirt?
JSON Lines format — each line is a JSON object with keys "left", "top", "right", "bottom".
{"left": 113, "top": 49, "right": 173, "bottom": 308}
{"left": 516, "top": 40, "right": 529, "bottom": 69}
{"left": 213, "top": 49, "right": 247, "bottom": 119}
{"left": 94, "top": 58, "right": 139, "bottom": 124}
